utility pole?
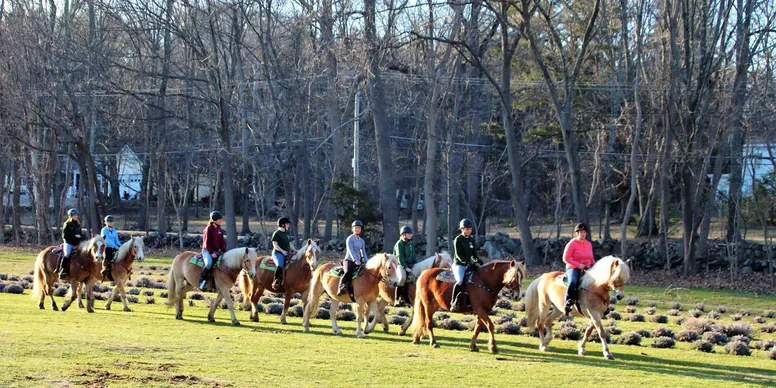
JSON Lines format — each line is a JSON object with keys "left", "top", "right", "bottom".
{"left": 353, "top": 90, "right": 361, "bottom": 190}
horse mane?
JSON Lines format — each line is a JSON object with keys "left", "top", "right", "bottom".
{"left": 582, "top": 255, "right": 629, "bottom": 288}
{"left": 222, "top": 247, "right": 257, "bottom": 268}
{"left": 78, "top": 235, "right": 105, "bottom": 255}
{"left": 411, "top": 251, "right": 452, "bottom": 278}
{"left": 116, "top": 236, "right": 144, "bottom": 262}
{"left": 366, "top": 252, "right": 394, "bottom": 269}
{"left": 289, "top": 239, "right": 321, "bottom": 262}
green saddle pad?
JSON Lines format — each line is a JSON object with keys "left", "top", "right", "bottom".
{"left": 259, "top": 257, "right": 276, "bottom": 271}
{"left": 554, "top": 275, "right": 570, "bottom": 287}
{"left": 328, "top": 264, "right": 364, "bottom": 279}
{"left": 190, "top": 254, "right": 222, "bottom": 268}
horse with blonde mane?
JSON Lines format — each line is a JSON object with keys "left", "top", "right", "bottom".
{"left": 302, "top": 253, "right": 403, "bottom": 338}
{"left": 374, "top": 252, "right": 453, "bottom": 335}
{"left": 32, "top": 236, "right": 106, "bottom": 313}
{"left": 524, "top": 255, "right": 631, "bottom": 360}
{"left": 411, "top": 259, "right": 525, "bottom": 353}
{"left": 166, "top": 247, "right": 257, "bottom": 325}
{"left": 238, "top": 239, "right": 321, "bottom": 324}
{"left": 103, "top": 236, "right": 145, "bottom": 312}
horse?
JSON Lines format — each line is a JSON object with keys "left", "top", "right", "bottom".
{"left": 165, "top": 247, "right": 258, "bottom": 326}
{"left": 237, "top": 239, "right": 321, "bottom": 324}
{"left": 524, "top": 255, "right": 631, "bottom": 360}
{"left": 302, "top": 253, "right": 404, "bottom": 338}
{"left": 373, "top": 252, "right": 453, "bottom": 335}
{"left": 410, "top": 260, "right": 525, "bottom": 353}
{"left": 31, "top": 236, "right": 106, "bottom": 313}
{"left": 103, "top": 236, "right": 145, "bottom": 312}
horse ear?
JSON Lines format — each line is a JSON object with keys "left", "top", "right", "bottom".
{"left": 244, "top": 247, "right": 249, "bottom": 254}
{"left": 307, "top": 238, "right": 312, "bottom": 244}
{"left": 625, "top": 258, "right": 632, "bottom": 266}
{"left": 315, "top": 239, "right": 321, "bottom": 246}
{"left": 510, "top": 260, "right": 516, "bottom": 267}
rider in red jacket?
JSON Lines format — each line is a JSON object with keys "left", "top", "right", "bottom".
{"left": 199, "top": 211, "right": 227, "bottom": 290}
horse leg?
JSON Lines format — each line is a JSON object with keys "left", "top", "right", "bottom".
{"left": 77, "top": 283, "right": 85, "bottom": 309}
{"left": 578, "top": 321, "right": 596, "bottom": 356}
{"left": 85, "top": 280, "right": 96, "bottom": 313}
{"left": 120, "top": 282, "right": 131, "bottom": 312}
{"left": 484, "top": 317, "right": 498, "bottom": 354}
{"left": 399, "top": 310, "right": 412, "bottom": 336}
{"left": 175, "top": 281, "right": 187, "bottom": 320}
{"left": 590, "top": 312, "right": 614, "bottom": 360}
{"left": 105, "top": 284, "right": 117, "bottom": 310}
{"left": 364, "top": 301, "right": 378, "bottom": 335}
{"left": 470, "top": 322, "right": 484, "bottom": 352}
{"left": 250, "top": 285, "right": 263, "bottom": 323}
{"left": 281, "top": 293, "right": 291, "bottom": 324}
{"left": 355, "top": 303, "right": 365, "bottom": 338}
{"left": 224, "top": 288, "right": 240, "bottom": 326}
{"left": 544, "top": 308, "right": 563, "bottom": 348}
{"left": 208, "top": 293, "right": 224, "bottom": 323}
{"left": 45, "top": 270, "right": 58, "bottom": 311}
{"left": 425, "top": 301, "right": 438, "bottom": 348}
{"left": 376, "top": 299, "right": 390, "bottom": 333}
{"left": 61, "top": 283, "right": 78, "bottom": 312}
{"left": 329, "top": 300, "right": 342, "bottom": 336}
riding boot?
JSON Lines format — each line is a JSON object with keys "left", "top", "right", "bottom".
{"left": 59, "top": 255, "right": 71, "bottom": 279}
{"left": 450, "top": 284, "right": 462, "bottom": 312}
{"left": 272, "top": 267, "right": 284, "bottom": 289}
{"left": 338, "top": 261, "right": 354, "bottom": 295}
{"left": 394, "top": 286, "right": 405, "bottom": 306}
{"left": 198, "top": 268, "right": 211, "bottom": 290}
{"left": 101, "top": 258, "right": 113, "bottom": 281}
{"left": 564, "top": 286, "right": 577, "bottom": 315}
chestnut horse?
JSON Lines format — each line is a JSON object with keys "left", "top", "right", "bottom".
{"left": 302, "top": 253, "right": 403, "bottom": 338}
{"left": 166, "top": 247, "right": 257, "bottom": 325}
{"left": 525, "top": 255, "right": 631, "bottom": 360}
{"left": 374, "top": 252, "right": 453, "bottom": 335}
{"left": 31, "top": 236, "right": 106, "bottom": 313}
{"left": 410, "top": 260, "right": 525, "bottom": 353}
{"left": 238, "top": 239, "right": 321, "bottom": 323}
{"left": 103, "top": 236, "right": 145, "bottom": 312}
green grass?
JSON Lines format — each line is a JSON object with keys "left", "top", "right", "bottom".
{"left": 1, "top": 249, "right": 775, "bottom": 387}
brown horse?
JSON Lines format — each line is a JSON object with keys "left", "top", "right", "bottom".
{"left": 525, "top": 255, "right": 631, "bottom": 360}
{"left": 103, "top": 236, "right": 145, "bottom": 312}
{"left": 373, "top": 252, "right": 453, "bottom": 335}
{"left": 238, "top": 239, "right": 321, "bottom": 324}
{"left": 31, "top": 236, "right": 106, "bottom": 313}
{"left": 165, "top": 247, "right": 258, "bottom": 325}
{"left": 302, "top": 253, "right": 403, "bottom": 338}
{"left": 410, "top": 260, "right": 525, "bottom": 353}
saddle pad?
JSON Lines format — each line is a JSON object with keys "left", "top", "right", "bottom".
{"left": 328, "top": 264, "right": 364, "bottom": 279}
{"left": 435, "top": 270, "right": 457, "bottom": 284}
{"left": 554, "top": 275, "right": 570, "bottom": 287}
{"left": 259, "top": 257, "right": 276, "bottom": 271}
{"left": 189, "top": 254, "right": 222, "bottom": 268}
{"left": 52, "top": 246, "right": 63, "bottom": 255}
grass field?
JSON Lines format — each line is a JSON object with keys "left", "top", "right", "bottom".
{"left": 1, "top": 249, "right": 775, "bottom": 387}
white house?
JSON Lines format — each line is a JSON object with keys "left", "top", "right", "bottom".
{"left": 717, "top": 143, "right": 775, "bottom": 197}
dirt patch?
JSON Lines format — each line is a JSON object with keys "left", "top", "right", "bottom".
{"left": 76, "top": 368, "right": 232, "bottom": 387}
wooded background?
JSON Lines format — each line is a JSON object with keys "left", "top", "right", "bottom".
{"left": 0, "top": 0, "right": 774, "bottom": 277}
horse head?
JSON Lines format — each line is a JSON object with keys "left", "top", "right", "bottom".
{"left": 241, "top": 247, "right": 258, "bottom": 278}
{"left": 608, "top": 257, "right": 631, "bottom": 300}
{"left": 435, "top": 251, "right": 453, "bottom": 269}
{"left": 132, "top": 236, "right": 145, "bottom": 262}
{"left": 382, "top": 253, "right": 404, "bottom": 288}
{"left": 304, "top": 238, "right": 320, "bottom": 271}
{"left": 503, "top": 259, "right": 526, "bottom": 300}
{"left": 87, "top": 236, "right": 106, "bottom": 262}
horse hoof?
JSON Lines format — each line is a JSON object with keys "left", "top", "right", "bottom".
{"left": 383, "top": 327, "right": 389, "bottom": 334}
{"left": 357, "top": 334, "right": 364, "bottom": 339}
{"left": 250, "top": 316, "right": 259, "bottom": 322}
{"left": 605, "top": 353, "right": 614, "bottom": 360}
{"left": 539, "top": 346, "right": 549, "bottom": 352}
{"left": 105, "top": 305, "right": 111, "bottom": 311}
{"left": 578, "top": 349, "right": 586, "bottom": 356}
{"left": 412, "top": 339, "right": 420, "bottom": 345}
{"left": 232, "top": 321, "right": 241, "bottom": 326}
{"left": 176, "top": 316, "right": 183, "bottom": 320}
{"left": 52, "top": 306, "right": 58, "bottom": 311}
{"left": 333, "top": 330, "right": 342, "bottom": 336}
{"left": 304, "top": 327, "right": 310, "bottom": 333}
{"left": 470, "top": 346, "right": 479, "bottom": 352}
{"left": 38, "top": 304, "right": 44, "bottom": 310}
{"left": 123, "top": 307, "right": 132, "bottom": 312}
{"left": 87, "top": 309, "right": 95, "bottom": 313}
{"left": 489, "top": 345, "right": 498, "bottom": 354}
{"left": 208, "top": 317, "right": 215, "bottom": 323}
{"left": 280, "top": 319, "right": 287, "bottom": 325}
{"left": 432, "top": 343, "right": 440, "bottom": 349}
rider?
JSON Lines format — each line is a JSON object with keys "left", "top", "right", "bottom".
{"left": 271, "top": 217, "right": 296, "bottom": 289}
{"left": 451, "top": 218, "right": 480, "bottom": 312}
{"left": 101, "top": 215, "right": 121, "bottom": 280}
{"left": 563, "top": 223, "right": 595, "bottom": 314}
{"left": 199, "top": 211, "right": 227, "bottom": 290}
{"left": 59, "top": 208, "right": 83, "bottom": 279}
{"left": 392, "top": 225, "right": 417, "bottom": 306}
{"left": 338, "top": 220, "right": 367, "bottom": 295}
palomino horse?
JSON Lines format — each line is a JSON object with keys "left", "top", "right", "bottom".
{"left": 103, "top": 236, "right": 145, "bottom": 312}
{"left": 525, "top": 255, "right": 631, "bottom": 360}
{"left": 166, "top": 247, "right": 258, "bottom": 325}
{"left": 374, "top": 252, "right": 453, "bottom": 335}
{"left": 302, "top": 253, "right": 403, "bottom": 338}
{"left": 31, "top": 236, "right": 106, "bottom": 313}
{"left": 411, "top": 260, "right": 525, "bottom": 353}
{"left": 238, "top": 239, "right": 321, "bottom": 324}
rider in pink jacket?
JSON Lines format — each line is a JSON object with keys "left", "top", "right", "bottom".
{"left": 562, "top": 223, "right": 594, "bottom": 314}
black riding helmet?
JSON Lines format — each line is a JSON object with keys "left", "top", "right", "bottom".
{"left": 459, "top": 218, "right": 474, "bottom": 229}
{"left": 104, "top": 215, "right": 115, "bottom": 223}
{"left": 278, "top": 217, "right": 291, "bottom": 227}
{"left": 400, "top": 225, "right": 413, "bottom": 235}
{"left": 210, "top": 211, "right": 223, "bottom": 221}
{"left": 352, "top": 220, "right": 363, "bottom": 228}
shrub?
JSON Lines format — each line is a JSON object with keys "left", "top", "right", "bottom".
{"left": 261, "top": 296, "right": 275, "bottom": 304}
{"left": 517, "top": 317, "right": 528, "bottom": 327}
{"left": 0, "top": 274, "right": 6, "bottom": 280}
{"left": 437, "top": 318, "right": 467, "bottom": 331}
{"left": 8, "top": 275, "right": 19, "bottom": 282}
{"left": 723, "top": 340, "right": 751, "bottom": 356}
{"left": 143, "top": 290, "right": 154, "bottom": 297}
{"left": 319, "top": 300, "right": 331, "bottom": 310}
{"left": 752, "top": 340, "right": 775, "bottom": 351}
{"left": 764, "top": 310, "right": 775, "bottom": 319}
{"left": 669, "top": 302, "right": 681, "bottom": 310}
{"left": 287, "top": 305, "right": 304, "bottom": 318}
{"left": 336, "top": 310, "right": 356, "bottom": 321}
{"left": 496, "top": 314, "right": 513, "bottom": 325}
{"left": 188, "top": 300, "right": 195, "bottom": 307}
{"left": 159, "top": 291, "right": 168, "bottom": 298}
{"left": 4, "top": 284, "right": 24, "bottom": 294}
{"left": 288, "top": 299, "right": 299, "bottom": 307}
{"left": 0, "top": 282, "right": 5, "bottom": 293}
{"left": 769, "top": 348, "right": 776, "bottom": 360}
{"left": 730, "top": 335, "right": 751, "bottom": 345}
{"left": 730, "top": 313, "right": 742, "bottom": 321}
{"left": 677, "top": 330, "right": 700, "bottom": 342}
{"left": 761, "top": 324, "right": 776, "bottom": 333}
{"left": 266, "top": 303, "right": 284, "bottom": 315}
{"left": 496, "top": 322, "right": 521, "bottom": 335}
{"left": 608, "top": 311, "right": 622, "bottom": 321}
{"left": 635, "top": 328, "right": 651, "bottom": 338}
{"left": 394, "top": 309, "right": 410, "bottom": 317}
{"left": 94, "top": 293, "right": 107, "bottom": 301}
{"left": 389, "top": 315, "right": 406, "bottom": 325}
{"left": 626, "top": 314, "right": 645, "bottom": 322}
{"left": 645, "top": 307, "right": 657, "bottom": 316}
{"left": 702, "top": 331, "right": 729, "bottom": 345}
{"left": 682, "top": 318, "right": 714, "bottom": 334}
{"left": 513, "top": 302, "right": 526, "bottom": 312}
{"left": 615, "top": 332, "right": 642, "bottom": 346}
{"left": 723, "top": 323, "right": 752, "bottom": 338}
{"left": 627, "top": 296, "right": 639, "bottom": 306}
{"left": 112, "top": 293, "right": 122, "bottom": 302}
{"left": 338, "top": 303, "right": 352, "bottom": 311}
{"left": 609, "top": 296, "right": 618, "bottom": 304}
{"left": 692, "top": 340, "right": 714, "bottom": 353}
{"left": 625, "top": 306, "right": 637, "bottom": 314}
{"left": 740, "top": 309, "right": 751, "bottom": 316}
{"left": 707, "top": 311, "right": 720, "bottom": 320}
{"left": 589, "top": 328, "right": 611, "bottom": 343}
{"left": 688, "top": 309, "right": 704, "bottom": 318}
{"left": 652, "top": 327, "right": 675, "bottom": 339}
{"left": 753, "top": 316, "right": 766, "bottom": 324}
{"left": 649, "top": 315, "right": 668, "bottom": 324}
{"left": 554, "top": 324, "right": 582, "bottom": 341}
{"left": 189, "top": 293, "right": 205, "bottom": 300}
{"left": 609, "top": 326, "right": 623, "bottom": 335}
{"left": 435, "top": 312, "right": 451, "bottom": 321}
{"left": 149, "top": 265, "right": 157, "bottom": 270}
{"left": 716, "top": 306, "right": 727, "bottom": 314}
{"left": 667, "top": 309, "right": 680, "bottom": 316}
{"left": 127, "top": 296, "right": 139, "bottom": 303}
{"left": 693, "top": 302, "right": 705, "bottom": 312}
{"left": 54, "top": 286, "right": 69, "bottom": 297}
{"left": 146, "top": 297, "right": 155, "bottom": 304}
{"left": 495, "top": 299, "right": 512, "bottom": 309}
{"left": 316, "top": 308, "right": 330, "bottom": 319}
{"left": 135, "top": 277, "right": 152, "bottom": 288}
{"left": 652, "top": 336, "right": 676, "bottom": 348}
{"left": 253, "top": 304, "right": 266, "bottom": 313}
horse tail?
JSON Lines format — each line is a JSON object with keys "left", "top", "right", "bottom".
{"left": 524, "top": 276, "right": 542, "bottom": 332}
{"left": 303, "top": 267, "right": 325, "bottom": 325}
{"left": 31, "top": 252, "right": 47, "bottom": 300}
{"left": 410, "top": 279, "right": 427, "bottom": 340}
{"left": 165, "top": 265, "right": 176, "bottom": 307}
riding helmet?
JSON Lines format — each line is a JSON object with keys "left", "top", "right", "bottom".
{"left": 400, "top": 225, "right": 413, "bottom": 235}
{"left": 352, "top": 220, "right": 363, "bottom": 228}
{"left": 574, "top": 223, "right": 588, "bottom": 233}
{"left": 68, "top": 208, "right": 79, "bottom": 216}
{"left": 104, "top": 215, "right": 115, "bottom": 223}
{"left": 459, "top": 218, "right": 474, "bottom": 229}
{"left": 278, "top": 217, "right": 291, "bottom": 227}
{"left": 210, "top": 211, "right": 223, "bottom": 221}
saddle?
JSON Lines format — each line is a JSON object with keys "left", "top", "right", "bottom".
{"left": 435, "top": 268, "right": 474, "bottom": 284}
{"left": 189, "top": 254, "right": 223, "bottom": 268}
{"left": 259, "top": 256, "right": 296, "bottom": 271}
{"left": 328, "top": 264, "right": 365, "bottom": 279}
{"left": 52, "top": 245, "right": 64, "bottom": 256}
